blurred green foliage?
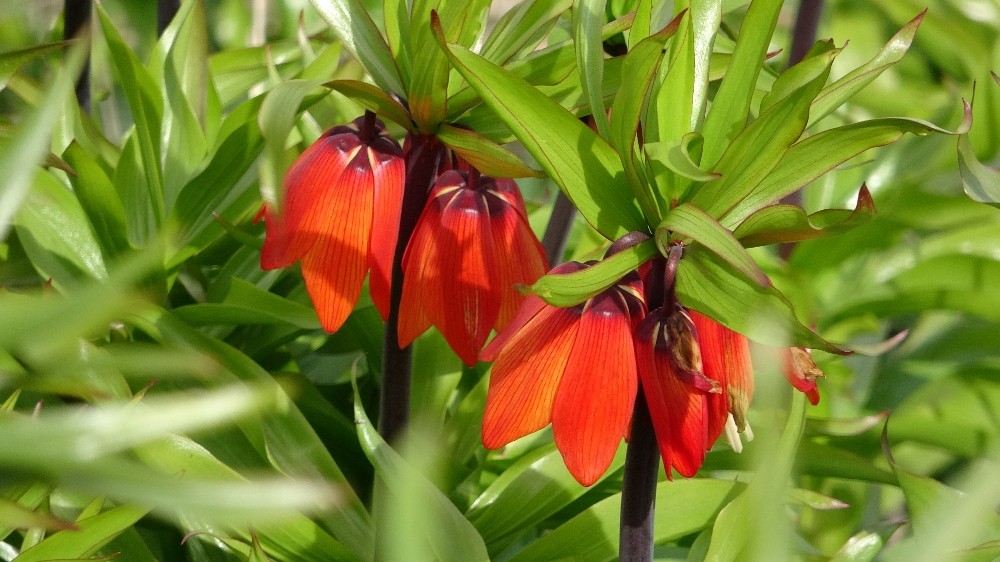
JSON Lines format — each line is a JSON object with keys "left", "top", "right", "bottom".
{"left": 0, "top": 1, "right": 999, "bottom": 561}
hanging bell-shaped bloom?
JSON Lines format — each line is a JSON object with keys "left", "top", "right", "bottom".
{"left": 480, "top": 263, "right": 644, "bottom": 486}
{"left": 398, "top": 169, "right": 547, "bottom": 365}
{"left": 259, "top": 115, "right": 405, "bottom": 332}
{"left": 634, "top": 307, "right": 721, "bottom": 478}
{"left": 783, "top": 346, "right": 824, "bottom": 405}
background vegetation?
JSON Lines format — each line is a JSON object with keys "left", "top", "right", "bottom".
{"left": 1, "top": 0, "right": 999, "bottom": 560}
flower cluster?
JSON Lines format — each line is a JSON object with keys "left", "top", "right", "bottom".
{"left": 259, "top": 113, "right": 547, "bottom": 362}
{"left": 481, "top": 243, "right": 825, "bottom": 486}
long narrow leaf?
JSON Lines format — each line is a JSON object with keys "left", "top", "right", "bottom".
{"left": 309, "top": 0, "right": 405, "bottom": 95}
{"left": 434, "top": 17, "right": 645, "bottom": 239}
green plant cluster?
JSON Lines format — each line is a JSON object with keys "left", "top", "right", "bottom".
{"left": 1, "top": 0, "right": 999, "bottom": 561}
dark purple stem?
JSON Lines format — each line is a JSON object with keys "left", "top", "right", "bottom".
{"left": 63, "top": 0, "right": 91, "bottom": 111}
{"left": 619, "top": 386, "right": 660, "bottom": 562}
{"left": 780, "top": 0, "right": 825, "bottom": 250}
{"left": 789, "top": 0, "right": 825, "bottom": 67}
{"left": 378, "top": 134, "right": 443, "bottom": 443}
{"left": 541, "top": 190, "right": 576, "bottom": 265}
{"left": 158, "top": 0, "right": 180, "bottom": 36}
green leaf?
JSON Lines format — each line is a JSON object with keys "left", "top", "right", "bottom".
{"left": 409, "top": 1, "right": 489, "bottom": 131}
{"left": 658, "top": 202, "right": 767, "bottom": 286}
{"left": 881, "top": 429, "right": 1000, "bottom": 562}
{"left": 718, "top": 106, "right": 973, "bottom": 227}
{"left": 958, "top": 132, "right": 1000, "bottom": 207}
{"left": 0, "top": 496, "right": 75, "bottom": 532}
{"left": 14, "top": 505, "right": 148, "bottom": 562}
{"left": 0, "top": 44, "right": 84, "bottom": 239}
{"left": 733, "top": 185, "right": 876, "bottom": 247}
{"left": 0, "top": 40, "right": 74, "bottom": 90}
{"left": 479, "top": 0, "right": 573, "bottom": 65}
{"left": 528, "top": 239, "right": 657, "bottom": 306}
{"left": 327, "top": 79, "right": 414, "bottom": 131}
{"left": 468, "top": 444, "right": 625, "bottom": 549}
{"left": 308, "top": 0, "right": 404, "bottom": 95}
{"left": 508, "top": 479, "right": 741, "bottom": 562}
{"left": 645, "top": 134, "right": 720, "bottom": 183}
{"left": 62, "top": 142, "right": 132, "bottom": 259}
{"left": 435, "top": 24, "right": 645, "bottom": 239}
{"left": 151, "top": 0, "right": 210, "bottom": 209}
{"left": 810, "top": 10, "right": 925, "bottom": 127}
{"left": 173, "top": 278, "right": 321, "bottom": 329}
{"left": 654, "top": 0, "right": 722, "bottom": 143}
{"left": 699, "top": 0, "right": 782, "bottom": 168}
{"left": 436, "top": 124, "right": 544, "bottom": 178}
{"left": 676, "top": 246, "right": 845, "bottom": 352}
{"left": 96, "top": 4, "right": 166, "bottom": 226}
{"left": 257, "top": 79, "right": 326, "bottom": 207}
{"left": 703, "top": 392, "right": 808, "bottom": 561}
{"left": 610, "top": 12, "right": 686, "bottom": 224}
{"left": 14, "top": 171, "right": 108, "bottom": 288}
{"left": 830, "top": 527, "right": 901, "bottom": 562}
{"left": 692, "top": 45, "right": 835, "bottom": 221}
{"left": 171, "top": 98, "right": 266, "bottom": 262}
{"left": 353, "top": 384, "right": 490, "bottom": 562}
{"left": 627, "top": 0, "right": 653, "bottom": 49}
{"left": 574, "top": 0, "right": 611, "bottom": 137}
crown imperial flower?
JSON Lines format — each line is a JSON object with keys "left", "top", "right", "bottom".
{"left": 480, "top": 239, "right": 827, "bottom": 486}
{"left": 398, "top": 169, "right": 548, "bottom": 365}
{"left": 259, "top": 114, "right": 404, "bottom": 332}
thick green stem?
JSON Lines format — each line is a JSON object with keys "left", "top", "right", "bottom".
{"left": 378, "top": 134, "right": 443, "bottom": 444}
{"left": 619, "top": 388, "right": 660, "bottom": 562}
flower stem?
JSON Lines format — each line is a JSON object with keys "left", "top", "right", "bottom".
{"left": 63, "top": 0, "right": 91, "bottom": 111}
{"left": 157, "top": 0, "right": 180, "bottom": 36}
{"left": 619, "top": 386, "right": 660, "bottom": 562}
{"left": 378, "top": 133, "right": 443, "bottom": 443}
{"left": 541, "top": 190, "right": 576, "bottom": 265}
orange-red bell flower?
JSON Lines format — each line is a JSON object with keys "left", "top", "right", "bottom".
{"left": 398, "top": 169, "right": 547, "bottom": 365}
{"left": 259, "top": 116, "right": 404, "bottom": 332}
{"left": 480, "top": 263, "right": 644, "bottom": 486}
{"left": 634, "top": 307, "right": 721, "bottom": 478}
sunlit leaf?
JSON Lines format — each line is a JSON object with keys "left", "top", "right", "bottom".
{"left": 527, "top": 239, "right": 657, "bottom": 307}
{"left": 733, "top": 185, "right": 876, "bottom": 247}
{"left": 658, "top": 202, "right": 767, "bottom": 286}
{"left": 436, "top": 124, "right": 544, "bottom": 178}
{"left": 436, "top": 21, "right": 645, "bottom": 239}
{"left": 676, "top": 246, "right": 846, "bottom": 353}
{"left": 308, "top": 0, "right": 404, "bottom": 95}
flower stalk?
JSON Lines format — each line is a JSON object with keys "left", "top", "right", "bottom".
{"left": 378, "top": 132, "right": 444, "bottom": 443}
{"left": 619, "top": 386, "right": 660, "bottom": 562}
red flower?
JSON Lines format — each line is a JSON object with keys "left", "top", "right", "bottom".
{"left": 480, "top": 242, "right": 827, "bottom": 485}
{"left": 783, "top": 346, "right": 823, "bottom": 405}
{"left": 480, "top": 263, "right": 643, "bottom": 486}
{"left": 689, "top": 311, "right": 755, "bottom": 444}
{"left": 634, "top": 307, "right": 721, "bottom": 478}
{"left": 398, "top": 169, "right": 547, "bottom": 365}
{"left": 259, "top": 116, "right": 404, "bottom": 332}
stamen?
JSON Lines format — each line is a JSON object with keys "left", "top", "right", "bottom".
{"left": 723, "top": 414, "right": 743, "bottom": 454}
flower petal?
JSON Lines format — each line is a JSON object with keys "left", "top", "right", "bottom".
{"left": 367, "top": 146, "right": 406, "bottom": 321}
{"left": 691, "top": 311, "right": 755, "bottom": 442}
{"left": 784, "top": 347, "right": 823, "bottom": 405}
{"left": 434, "top": 189, "right": 499, "bottom": 365}
{"left": 261, "top": 131, "right": 361, "bottom": 269}
{"left": 482, "top": 305, "right": 579, "bottom": 449}
{"left": 299, "top": 149, "right": 374, "bottom": 332}
{"left": 552, "top": 294, "right": 638, "bottom": 486}
{"left": 636, "top": 311, "right": 708, "bottom": 479}
{"left": 486, "top": 180, "right": 548, "bottom": 330}
{"left": 397, "top": 193, "right": 447, "bottom": 347}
